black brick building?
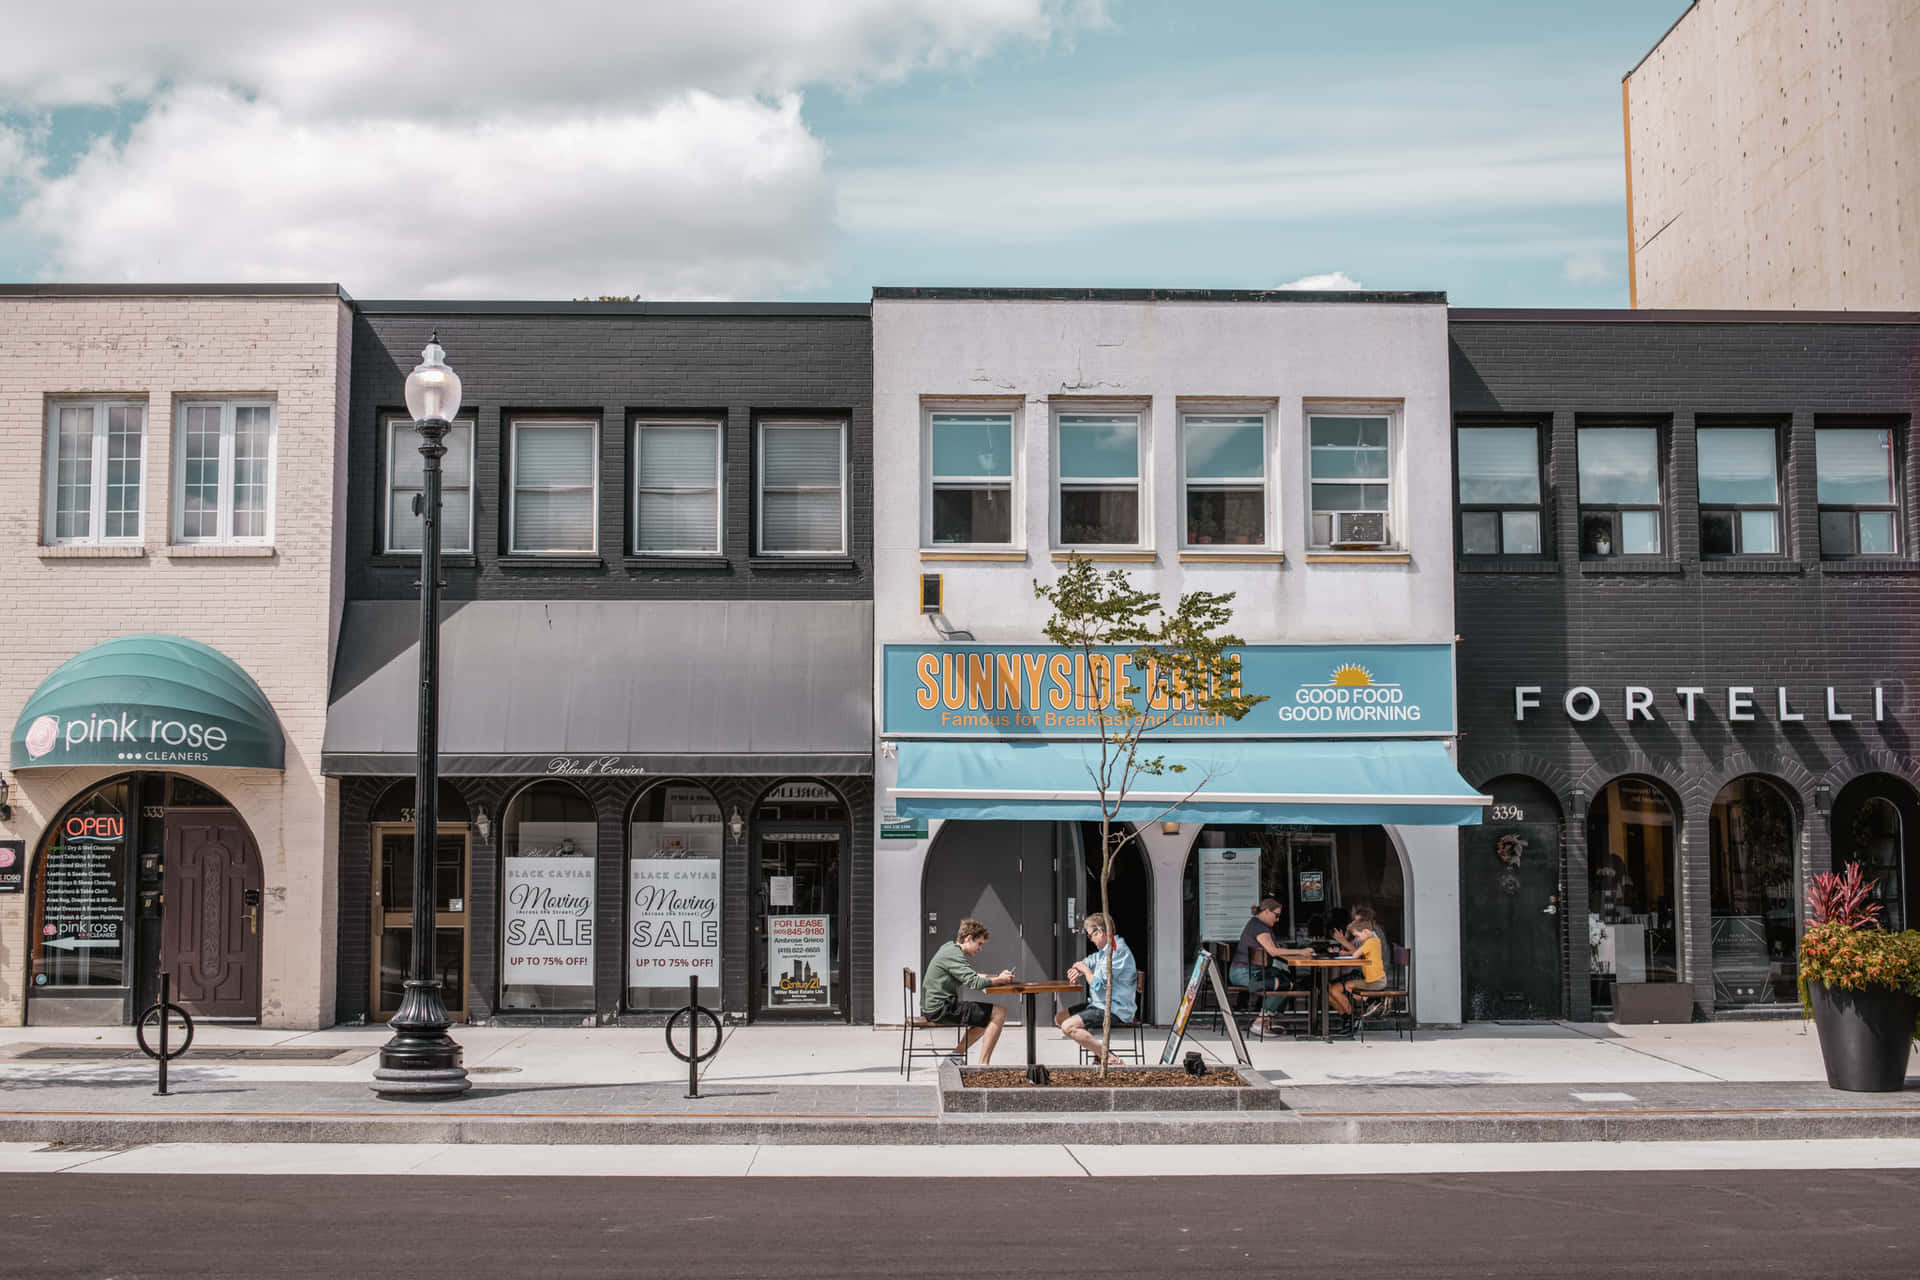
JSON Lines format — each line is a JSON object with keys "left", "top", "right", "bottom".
{"left": 1450, "top": 310, "right": 1920, "bottom": 1022}
{"left": 325, "top": 301, "right": 875, "bottom": 1025}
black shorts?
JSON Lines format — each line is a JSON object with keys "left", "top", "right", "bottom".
{"left": 927, "top": 1001, "right": 994, "bottom": 1028}
{"left": 1064, "top": 1001, "right": 1129, "bottom": 1027}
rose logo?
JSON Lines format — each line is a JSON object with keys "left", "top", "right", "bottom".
{"left": 43, "top": 924, "right": 56, "bottom": 936}
{"left": 24, "top": 715, "right": 59, "bottom": 759}
{"left": 0, "top": 849, "right": 14, "bottom": 868}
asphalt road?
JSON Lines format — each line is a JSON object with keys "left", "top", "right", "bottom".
{"left": 3, "top": 1170, "right": 1917, "bottom": 1278}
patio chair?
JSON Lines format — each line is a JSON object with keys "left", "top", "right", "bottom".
{"left": 1354, "top": 945, "right": 1414, "bottom": 1042}
{"left": 1077, "top": 971, "right": 1147, "bottom": 1064}
{"left": 900, "top": 967, "right": 969, "bottom": 1078}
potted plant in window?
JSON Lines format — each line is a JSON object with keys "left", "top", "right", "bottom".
{"left": 1799, "top": 863, "right": 1920, "bottom": 1092}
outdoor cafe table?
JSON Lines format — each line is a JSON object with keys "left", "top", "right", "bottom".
{"left": 1289, "top": 956, "right": 1362, "bottom": 1042}
{"left": 984, "top": 980, "right": 1084, "bottom": 1066}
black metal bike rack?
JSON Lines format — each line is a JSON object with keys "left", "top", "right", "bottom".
{"left": 664, "top": 975, "right": 724, "bottom": 1098}
{"left": 136, "top": 971, "right": 194, "bottom": 1096}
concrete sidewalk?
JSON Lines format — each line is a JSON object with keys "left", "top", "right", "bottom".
{"left": 1, "top": 1018, "right": 1912, "bottom": 1146}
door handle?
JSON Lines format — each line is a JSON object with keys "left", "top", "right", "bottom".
{"left": 245, "top": 906, "right": 259, "bottom": 935}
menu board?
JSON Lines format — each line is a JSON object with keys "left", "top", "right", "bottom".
{"left": 767, "top": 914, "right": 831, "bottom": 1007}
{"left": 1198, "top": 847, "right": 1261, "bottom": 942}
{"left": 501, "top": 857, "right": 595, "bottom": 988}
{"left": 628, "top": 858, "right": 721, "bottom": 990}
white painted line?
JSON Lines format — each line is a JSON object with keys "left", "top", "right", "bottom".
{"left": 411, "top": 1145, "right": 757, "bottom": 1177}
{"left": 746, "top": 1144, "right": 1087, "bottom": 1179}
{"left": 1570, "top": 1091, "right": 1638, "bottom": 1102}
{"left": 1068, "top": 1140, "right": 1920, "bottom": 1178}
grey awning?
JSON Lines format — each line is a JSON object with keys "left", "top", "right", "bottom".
{"left": 323, "top": 600, "right": 872, "bottom": 777}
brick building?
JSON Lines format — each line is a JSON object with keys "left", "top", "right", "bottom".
{"left": 1450, "top": 309, "right": 1920, "bottom": 1021}
{"left": 0, "top": 284, "right": 352, "bottom": 1028}
{"left": 323, "top": 301, "right": 875, "bottom": 1025}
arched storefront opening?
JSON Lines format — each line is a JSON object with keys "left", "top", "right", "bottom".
{"left": 753, "top": 779, "right": 850, "bottom": 1021}
{"left": 1708, "top": 776, "right": 1800, "bottom": 1007}
{"left": 1587, "top": 777, "right": 1680, "bottom": 1011}
{"left": 1833, "top": 774, "right": 1919, "bottom": 933}
{"left": 1461, "top": 776, "right": 1564, "bottom": 1021}
{"left": 1180, "top": 824, "right": 1406, "bottom": 969}
{"left": 369, "top": 779, "right": 472, "bottom": 1021}
{"left": 626, "top": 779, "right": 724, "bottom": 1013}
{"left": 1077, "top": 825, "right": 1152, "bottom": 1009}
{"left": 498, "top": 780, "right": 597, "bottom": 1015}
{"left": 29, "top": 773, "right": 263, "bottom": 1025}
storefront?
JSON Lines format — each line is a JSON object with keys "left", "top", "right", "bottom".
{"left": 325, "top": 600, "right": 872, "bottom": 1023}
{"left": 10, "top": 634, "right": 285, "bottom": 1025}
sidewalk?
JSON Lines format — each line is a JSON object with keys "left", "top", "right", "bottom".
{"left": 1, "top": 1019, "right": 1913, "bottom": 1146}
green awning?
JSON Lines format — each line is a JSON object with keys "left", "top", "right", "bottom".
{"left": 11, "top": 634, "right": 284, "bottom": 770}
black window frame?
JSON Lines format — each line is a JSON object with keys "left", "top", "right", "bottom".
{"left": 1453, "top": 418, "right": 1548, "bottom": 558}
{"left": 1815, "top": 419, "right": 1904, "bottom": 560}
{"left": 1576, "top": 420, "right": 1667, "bottom": 560}
{"left": 1695, "top": 421, "right": 1787, "bottom": 560}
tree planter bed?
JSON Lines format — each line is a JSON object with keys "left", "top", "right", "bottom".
{"left": 939, "top": 1061, "right": 1286, "bottom": 1113}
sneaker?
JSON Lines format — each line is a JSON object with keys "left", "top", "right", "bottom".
{"left": 1362, "top": 998, "right": 1387, "bottom": 1019}
{"left": 946, "top": 1053, "right": 968, "bottom": 1064}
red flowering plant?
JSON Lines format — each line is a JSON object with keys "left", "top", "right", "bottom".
{"left": 1798, "top": 863, "right": 1920, "bottom": 1038}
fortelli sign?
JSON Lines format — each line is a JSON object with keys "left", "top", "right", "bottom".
{"left": 882, "top": 643, "right": 1455, "bottom": 738}
{"left": 1514, "top": 684, "right": 1893, "bottom": 724}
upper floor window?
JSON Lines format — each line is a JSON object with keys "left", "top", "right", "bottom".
{"left": 1577, "top": 425, "right": 1662, "bottom": 557}
{"left": 384, "top": 414, "right": 474, "bottom": 554}
{"left": 1697, "top": 426, "right": 1781, "bottom": 556}
{"left": 1056, "top": 411, "right": 1142, "bottom": 546}
{"left": 1308, "top": 413, "right": 1393, "bottom": 548}
{"left": 757, "top": 420, "right": 846, "bottom": 555}
{"left": 1455, "top": 425, "right": 1543, "bottom": 555}
{"left": 1817, "top": 426, "right": 1899, "bottom": 557}
{"left": 1181, "top": 414, "right": 1267, "bottom": 548}
{"left": 928, "top": 411, "right": 1014, "bottom": 546}
{"left": 510, "top": 419, "right": 598, "bottom": 554}
{"left": 175, "top": 401, "right": 275, "bottom": 545}
{"left": 44, "top": 400, "right": 146, "bottom": 546}
{"left": 633, "top": 419, "right": 721, "bottom": 555}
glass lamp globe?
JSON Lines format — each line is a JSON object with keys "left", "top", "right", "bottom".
{"left": 404, "top": 335, "right": 463, "bottom": 423}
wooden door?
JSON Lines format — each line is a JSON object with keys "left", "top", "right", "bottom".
{"left": 371, "top": 825, "right": 471, "bottom": 1020}
{"left": 162, "top": 814, "right": 263, "bottom": 1020}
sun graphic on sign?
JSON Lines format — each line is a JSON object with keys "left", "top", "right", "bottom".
{"left": 1331, "top": 664, "right": 1375, "bottom": 688}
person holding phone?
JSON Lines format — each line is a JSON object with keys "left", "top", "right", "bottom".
{"left": 1055, "top": 913, "right": 1136, "bottom": 1065}
{"left": 922, "top": 918, "right": 1014, "bottom": 1063}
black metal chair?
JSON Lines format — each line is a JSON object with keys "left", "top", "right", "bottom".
{"left": 900, "top": 967, "right": 968, "bottom": 1077}
{"left": 1354, "top": 945, "right": 1415, "bottom": 1042}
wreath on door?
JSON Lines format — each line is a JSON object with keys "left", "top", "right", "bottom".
{"left": 1496, "top": 833, "right": 1527, "bottom": 896}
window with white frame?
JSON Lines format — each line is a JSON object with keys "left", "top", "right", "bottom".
{"left": 1181, "top": 413, "right": 1267, "bottom": 547}
{"left": 510, "top": 419, "right": 599, "bottom": 554}
{"left": 1308, "top": 413, "right": 1393, "bottom": 548}
{"left": 45, "top": 400, "right": 146, "bottom": 545}
{"left": 633, "top": 419, "right": 722, "bottom": 554}
{"left": 928, "top": 411, "right": 1014, "bottom": 545}
{"left": 384, "top": 414, "right": 474, "bottom": 554}
{"left": 174, "top": 401, "right": 275, "bottom": 544}
{"left": 757, "top": 420, "right": 846, "bottom": 555}
{"left": 1056, "top": 411, "right": 1142, "bottom": 545}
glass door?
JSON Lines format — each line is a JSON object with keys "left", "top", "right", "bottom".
{"left": 753, "top": 828, "right": 845, "bottom": 1020}
{"left": 371, "top": 824, "right": 471, "bottom": 1020}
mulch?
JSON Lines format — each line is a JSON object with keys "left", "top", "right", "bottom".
{"left": 963, "top": 1067, "right": 1246, "bottom": 1089}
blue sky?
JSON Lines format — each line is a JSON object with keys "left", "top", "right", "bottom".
{"left": 0, "top": 1, "right": 1689, "bottom": 304}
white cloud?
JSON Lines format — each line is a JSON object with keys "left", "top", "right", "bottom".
{"left": 1562, "top": 250, "right": 1619, "bottom": 286}
{"left": 1276, "top": 271, "right": 1364, "bottom": 290}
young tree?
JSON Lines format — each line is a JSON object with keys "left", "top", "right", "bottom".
{"left": 1033, "top": 554, "right": 1267, "bottom": 1071}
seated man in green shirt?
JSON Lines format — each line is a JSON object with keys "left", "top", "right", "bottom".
{"left": 922, "top": 917, "right": 1013, "bottom": 1064}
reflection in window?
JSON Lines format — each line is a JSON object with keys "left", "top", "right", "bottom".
{"left": 32, "top": 781, "right": 132, "bottom": 988}
{"left": 628, "top": 782, "right": 724, "bottom": 1012}
{"left": 1848, "top": 797, "right": 1906, "bottom": 933}
{"left": 930, "top": 412, "right": 1014, "bottom": 545}
{"left": 1816, "top": 427, "right": 1898, "bottom": 557}
{"left": 500, "top": 781, "right": 597, "bottom": 1012}
{"left": 1587, "top": 779, "right": 1680, "bottom": 1007}
{"left": 1057, "top": 413, "right": 1141, "bottom": 545}
{"left": 1708, "top": 778, "right": 1798, "bottom": 1006}
{"left": 1698, "top": 427, "right": 1781, "bottom": 556}
{"left": 1309, "top": 415, "right": 1391, "bottom": 547}
{"left": 1183, "top": 415, "right": 1267, "bottom": 547}
{"left": 1456, "top": 426, "right": 1543, "bottom": 555}
{"left": 1578, "top": 427, "right": 1662, "bottom": 557}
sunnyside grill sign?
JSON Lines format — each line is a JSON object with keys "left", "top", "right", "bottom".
{"left": 881, "top": 644, "right": 1455, "bottom": 739}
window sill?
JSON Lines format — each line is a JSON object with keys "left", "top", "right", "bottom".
{"left": 37, "top": 544, "right": 145, "bottom": 559}
{"left": 1050, "top": 550, "right": 1157, "bottom": 563}
{"left": 1177, "top": 551, "right": 1286, "bottom": 564}
{"left": 1577, "top": 559, "right": 1684, "bottom": 575}
{"left": 166, "top": 544, "right": 276, "bottom": 559}
{"left": 1699, "top": 559, "right": 1804, "bottom": 575}
{"left": 1820, "top": 558, "right": 1920, "bottom": 574}
{"left": 375, "top": 552, "right": 479, "bottom": 568}
{"left": 499, "top": 554, "right": 606, "bottom": 569}
{"left": 625, "top": 555, "right": 731, "bottom": 571}
{"left": 1457, "top": 557, "right": 1558, "bottom": 573}
{"left": 1304, "top": 551, "right": 1412, "bottom": 565}
{"left": 920, "top": 549, "right": 1027, "bottom": 562}
{"left": 748, "top": 555, "right": 858, "bottom": 571}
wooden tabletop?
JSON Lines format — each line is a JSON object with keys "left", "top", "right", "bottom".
{"left": 1290, "top": 957, "right": 1362, "bottom": 968}
{"left": 984, "top": 980, "right": 1083, "bottom": 995}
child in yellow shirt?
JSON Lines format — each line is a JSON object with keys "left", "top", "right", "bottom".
{"left": 1329, "top": 902, "right": 1390, "bottom": 1020}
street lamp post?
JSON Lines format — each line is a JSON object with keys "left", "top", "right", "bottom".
{"left": 372, "top": 334, "right": 471, "bottom": 1099}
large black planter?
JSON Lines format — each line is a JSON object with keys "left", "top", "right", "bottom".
{"left": 1806, "top": 979, "right": 1919, "bottom": 1092}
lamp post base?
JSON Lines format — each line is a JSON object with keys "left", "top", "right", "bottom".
{"left": 372, "top": 1066, "right": 472, "bottom": 1097}
{"left": 371, "top": 982, "right": 470, "bottom": 1098}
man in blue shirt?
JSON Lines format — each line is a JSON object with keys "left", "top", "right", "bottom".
{"left": 1054, "top": 913, "right": 1137, "bottom": 1065}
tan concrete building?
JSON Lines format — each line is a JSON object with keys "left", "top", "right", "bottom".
{"left": 1624, "top": 0, "right": 1918, "bottom": 309}
{"left": 0, "top": 285, "right": 351, "bottom": 1028}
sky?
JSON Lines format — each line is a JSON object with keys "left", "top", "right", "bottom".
{"left": 0, "top": 0, "right": 1691, "bottom": 306}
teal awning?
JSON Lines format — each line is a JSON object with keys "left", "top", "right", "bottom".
{"left": 892, "top": 739, "right": 1487, "bottom": 826}
{"left": 12, "top": 634, "right": 284, "bottom": 770}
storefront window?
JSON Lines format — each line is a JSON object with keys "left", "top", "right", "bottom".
{"left": 1847, "top": 796, "right": 1906, "bottom": 933}
{"left": 756, "top": 781, "right": 846, "bottom": 1017}
{"left": 1587, "top": 779, "right": 1680, "bottom": 1006}
{"left": 32, "top": 780, "right": 133, "bottom": 988}
{"left": 628, "top": 781, "right": 724, "bottom": 1012}
{"left": 1708, "top": 777, "right": 1799, "bottom": 1006}
{"left": 1182, "top": 825, "right": 1405, "bottom": 960}
{"left": 499, "top": 781, "right": 597, "bottom": 1013}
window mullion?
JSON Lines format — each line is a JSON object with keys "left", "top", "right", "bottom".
{"left": 219, "top": 405, "right": 237, "bottom": 542}
{"left": 90, "top": 405, "right": 109, "bottom": 540}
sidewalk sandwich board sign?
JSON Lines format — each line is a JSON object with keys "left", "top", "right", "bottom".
{"left": 1159, "top": 949, "right": 1250, "bottom": 1066}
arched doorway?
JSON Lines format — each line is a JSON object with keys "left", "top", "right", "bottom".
{"left": 1587, "top": 777, "right": 1680, "bottom": 1012}
{"left": 368, "top": 779, "right": 472, "bottom": 1021}
{"left": 498, "top": 780, "right": 597, "bottom": 1015}
{"left": 1076, "top": 824, "right": 1152, "bottom": 1011}
{"left": 626, "top": 779, "right": 725, "bottom": 1013}
{"left": 1832, "top": 774, "right": 1919, "bottom": 933}
{"left": 1181, "top": 824, "right": 1406, "bottom": 964}
{"left": 1461, "top": 776, "right": 1564, "bottom": 1020}
{"left": 752, "top": 779, "right": 850, "bottom": 1021}
{"left": 29, "top": 773, "right": 263, "bottom": 1024}
{"left": 1708, "top": 776, "right": 1799, "bottom": 1007}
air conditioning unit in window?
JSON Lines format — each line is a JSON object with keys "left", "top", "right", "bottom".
{"left": 1331, "top": 510, "right": 1388, "bottom": 547}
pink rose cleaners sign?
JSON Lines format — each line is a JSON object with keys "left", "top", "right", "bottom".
{"left": 628, "top": 858, "right": 721, "bottom": 992}
{"left": 502, "top": 856, "right": 596, "bottom": 988}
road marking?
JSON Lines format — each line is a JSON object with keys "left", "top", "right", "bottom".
{"left": 1571, "top": 1091, "right": 1638, "bottom": 1102}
